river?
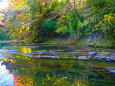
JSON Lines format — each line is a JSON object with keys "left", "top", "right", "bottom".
{"left": 0, "top": 41, "right": 115, "bottom": 86}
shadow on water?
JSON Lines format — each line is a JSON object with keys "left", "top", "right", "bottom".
{"left": 0, "top": 41, "right": 115, "bottom": 86}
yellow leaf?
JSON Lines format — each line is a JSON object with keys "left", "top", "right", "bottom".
{"left": 47, "top": 74, "right": 51, "bottom": 80}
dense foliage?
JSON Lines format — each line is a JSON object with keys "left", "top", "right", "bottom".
{"left": 0, "top": 0, "right": 114, "bottom": 46}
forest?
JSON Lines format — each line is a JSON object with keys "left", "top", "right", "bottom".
{"left": 0, "top": 0, "right": 115, "bottom": 46}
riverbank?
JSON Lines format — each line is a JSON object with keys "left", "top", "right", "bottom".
{"left": 86, "top": 40, "right": 115, "bottom": 48}
{"left": 43, "top": 39, "right": 115, "bottom": 48}
{"left": 0, "top": 38, "right": 114, "bottom": 48}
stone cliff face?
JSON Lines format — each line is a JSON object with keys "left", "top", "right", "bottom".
{"left": 87, "top": 33, "right": 103, "bottom": 42}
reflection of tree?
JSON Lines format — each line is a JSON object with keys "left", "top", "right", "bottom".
{"left": 3, "top": 53, "right": 115, "bottom": 86}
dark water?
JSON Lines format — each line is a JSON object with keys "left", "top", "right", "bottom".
{"left": 0, "top": 41, "right": 115, "bottom": 86}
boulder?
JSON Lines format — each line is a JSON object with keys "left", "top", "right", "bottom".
{"left": 77, "top": 56, "right": 88, "bottom": 60}
{"left": 95, "top": 52, "right": 114, "bottom": 61}
{"left": 88, "top": 52, "right": 97, "bottom": 55}
{"left": 106, "top": 67, "right": 115, "bottom": 74}
{"left": 95, "top": 56, "right": 113, "bottom": 61}
{"left": 97, "top": 52, "right": 110, "bottom": 56}
{"left": 88, "top": 51, "right": 97, "bottom": 59}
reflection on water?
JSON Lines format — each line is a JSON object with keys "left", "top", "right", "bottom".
{"left": 0, "top": 62, "right": 14, "bottom": 86}
{"left": 0, "top": 42, "right": 115, "bottom": 86}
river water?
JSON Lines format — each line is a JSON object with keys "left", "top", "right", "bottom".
{"left": 0, "top": 41, "right": 115, "bottom": 86}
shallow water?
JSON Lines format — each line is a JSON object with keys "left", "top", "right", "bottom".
{"left": 0, "top": 41, "right": 115, "bottom": 86}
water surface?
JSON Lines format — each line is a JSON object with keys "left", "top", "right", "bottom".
{"left": 0, "top": 41, "right": 115, "bottom": 86}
